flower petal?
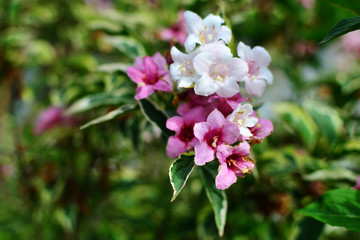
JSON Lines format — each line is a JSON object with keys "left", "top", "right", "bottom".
{"left": 215, "top": 163, "right": 237, "bottom": 190}
{"left": 206, "top": 109, "right": 226, "bottom": 130}
{"left": 252, "top": 46, "right": 271, "bottom": 67}
{"left": 166, "top": 136, "right": 188, "bottom": 158}
{"left": 184, "top": 11, "right": 203, "bottom": 35}
{"left": 194, "top": 74, "right": 217, "bottom": 96}
{"left": 215, "top": 78, "right": 240, "bottom": 98}
{"left": 217, "top": 25, "right": 232, "bottom": 44}
{"left": 237, "top": 41, "right": 252, "bottom": 59}
{"left": 193, "top": 122, "right": 211, "bottom": 141}
{"left": 228, "top": 58, "right": 249, "bottom": 82}
{"left": 152, "top": 53, "right": 167, "bottom": 70}
{"left": 194, "top": 142, "right": 215, "bottom": 165}
{"left": 258, "top": 67, "right": 273, "bottom": 84}
{"left": 216, "top": 144, "right": 233, "bottom": 164}
{"left": 126, "top": 67, "right": 145, "bottom": 84}
{"left": 135, "top": 85, "right": 154, "bottom": 100}
{"left": 166, "top": 116, "right": 184, "bottom": 133}
{"left": 222, "top": 122, "right": 240, "bottom": 144}
{"left": 245, "top": 78, "right": 267, "bottom": 98}
{"left": 193, "top": 52, "right": 214, "bottom": 74}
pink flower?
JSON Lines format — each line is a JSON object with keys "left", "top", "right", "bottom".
{"left": 193, "top": 109, "right": 240, "bottom": 165}
{"left": 166, "top": 106, "right": 206, "bottom": 158}
{"left": 215, "top": 142, "right": 254, "bottom": 190}
{"left": 343, "top": 30, "right": 360, "bottom": 59}
{"left": 126, "top": 53, "right": 173, "bottom": 100}
{"left": 250, "top": 118, "right": 273, "bottom": 140}
{"left": 34, "top": 106, "right": 77, "bottom": 135}
{"left": 159, "top": 11, "right": 187, "bottom": 45}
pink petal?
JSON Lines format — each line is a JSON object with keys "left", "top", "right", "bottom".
{"left": 193, "top": 122, "right": 211, "bottom": 141}
{"left": 206, "top": 109, "right": 226, "bottom": 130}
{"left": 183, "top": 106, "right": 206, "bottom": 125}
{"left": 166, "top": 136, "right": 188, "bottom": 158}
{"left": 166, "top": 116, "right": 184, "bottom": 133}
{"left": 215, "top": 163, "right": 237, "bottom": 190}
{"left": 221, "top": 121, "right": 240, "bottom": 144}
{"left": 233, "top": 141, "right": 250, "bottom": 156}
{"left": 194, "top": 142, "right": 215, "bottom": 165}
{"left": 134, "top": 57, "right": 143, "bottom": 70}
{"left": 135, "top": 85, "right": 154, "bottom": 100}
{"left": 143, "top": 57, "right": 158, "bottom": 80}
{"left": 216, "top": 144, "right": 233, "bottom": 164}
{"left": 152, "top": 53, "right": 167, "bottom": 71}
{"left": 252, "top": 46, "right": 271, "bottom": 67}
{"left": 126, "top": 67, "right": 145, "bottom": 84}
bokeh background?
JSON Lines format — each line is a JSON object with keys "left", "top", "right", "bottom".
{"left": 1, "top": 0, "right": 360, "bottom": 239}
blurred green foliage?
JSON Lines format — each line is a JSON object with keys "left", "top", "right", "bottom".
{"left": 1, "top": 0, "right": 360, "bottom": 239}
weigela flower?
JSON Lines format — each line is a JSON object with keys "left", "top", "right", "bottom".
{"left": 34, "top": 106, "right": 77, "bottom": 135}
{"left": 126, "top": 53, "right": 173, "bottom": 100}
{"left": 193, "top": 42, "right": 248, "bottom": 98}
{"left": 170, "top": 46, "right": 200, "bottom": 88}
{"left": 237, "top": 42, "right": 273, "bottom": 97}
{"left": 159, "top": 10, "right": 187, "bottom": 45}
{"left": 193, "top": 109, "right": 240, "bottom": 165}
{"left": 184, "top": 11, "right": 232, "bottom": 52}
{"left": 166, "top": 106, "right": 206, "bottom": 158}
{"left": 250, "top": 118, "right": 274, "bottom": 140}
{"left": 228, "top": 103, "right": 258, "bottom": 137}
{"left": 343, "top": 30, "right": 360, "bottom": 59}
{"left": 215, "top": 142, "right": 254, "bottom": 190}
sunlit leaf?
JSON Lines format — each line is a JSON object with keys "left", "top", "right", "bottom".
{"left": 304, "top": 100, "right": 343, "bottom": 146}
{"left": 275, "top": 103, "right": 318, "bottom": 150}
{"left": 97, "top": 63, "right": 129, "bottom": 73}
{"left": 320, "top": 17, "right": 360, "bottom": 44}
{"left": 199, "top": 166, "right": 227, "bottom": 237}
{"left": 297, "top": 188, "right": 360, "bottom": 231}
{"left": 138, "top": 98, "right": 173, "bottom": 137}
{"left": 80, "top": 104, "right": 137, "bottom": 129}
{"left": 304, "top": 168, "right": 358, "bottom": 182}
{"left": 169, "top": 153, "right": 195, "bottom": 202}
{"left": 103, "top": 35, "right": 146, "bottom": 59}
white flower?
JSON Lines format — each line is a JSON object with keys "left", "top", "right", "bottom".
{"left": 228, "top": 103, "right": 258, "bottom": 137}
{"left": 170, "top": 46, "right": 200, "bottom": 88}
{"left": 237, "top": 42, "right": 273, "bottom": 98}
{"left": 184, "top": 11, "right": 232, "bottom": 52}
{"left": 192, "top": 42, "right": 248, "bottom": 98}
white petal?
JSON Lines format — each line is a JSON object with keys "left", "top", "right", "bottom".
{"left": 245, "top": 117, "right": 258, "bottom": 128}
{"left": 169, "top": 63, "right": 183, "bottom": 81}
{"left": 237, "top": 42, "right": 252, "bottom": 60}
{"left": 252, "top": 46, "right": 271, "bottom": 67}
{"left": 228, "top": 58, "right": 249, "bottom": 82}
{"left": 194, "top": 74, "right": 217, "bottom": 96}
{"left": 258, "top": 67, "right": 273, "bottom": 84}
{"left": 215, "top": 78, "right": 240, "bottom": 98}
{"left": 170, "top": 46, "right": 186, "bottom": 63}
{"left": 240, "top": 127, "right": 253, "bottom": 137}
{"left": 184, "top": 11, "right": 203, "bottom": 35}
{"left": 217, "top": 25, "right": 232, "bottom": 44}
{"left": 203, "top": 14, "right": 224, "bottom": 30}
{"left": 185, "top": 34, "right": 201, "bottom": 52}
{"left": 178, "top": 77, "right": 196, "bottom": 88}
{"left": 193, "top": 52, "right": 214, "bottom": 74}
{"left": 245, "top": 78, "right": 267, "bottom": 98}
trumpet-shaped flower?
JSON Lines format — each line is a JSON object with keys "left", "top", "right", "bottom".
{"left": 237, "top": 42, "right": 273, "bottom": 97}
{"left": 215, "top": 142, "right": 254, "bottom": 190}
{"left": 193, "top": 42, "right": 248, "bottom": 98}
{"left": 166, "top": 106, "right": 206, "bottom": 158}
{"left": 193, "top": 109, "right": 240, "bottom": 165}
{"left": 159, "top": 10, "right": 187, "bottom": 45}
{"left": 126, "top": 53, "right": 173, "bottom": 100}
{"left": 250, "top": 118, "right": 273, "bottom": 140}
{"left": 184, "top": 11, "right": 232, "bottom": 52}
{"left": 228, "top": 103, "right": 258, "bottom": 137}
{"left": 170, "top": 46, "right": 200, "bottom": 88}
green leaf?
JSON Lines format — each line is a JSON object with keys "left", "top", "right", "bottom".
{"left": 80, "top": 104, "right": 137, "bottom": 130}
{"left": 294, "top": 217, "right": 325, "bottom": 240}
{"left": 303, "top": 168, "right": 358, "bottom": 182}
{"left": 138, "top": 98, "right": 173, "bottom": 137}
{"left": 97, "top": 63, "right": 129, "bottom": 73}
{"left": 297, "top": 188, "right": 360, "bottom": 231}
{"left": 103, "top": 36, "right": 146, "bottom": 59}
{"left": 199, "top": 166, "right": 227, "bottom": 237}
{"left": 275, "top": 103, "right": 319, "bottom": 150}
{"left": 67, "top": 91, "right": 133, "bottom": 114}
{"left": 320, "top": 0, "right": 360, "bottom": 15}
{"left": 320, "top": 17, "right": 360, "bottom": 44}
{"left": 304, "top": 100, "right": 343, "bottom": 145}
{"left": 169, "top": 154, "right": 195, "bottom": 202}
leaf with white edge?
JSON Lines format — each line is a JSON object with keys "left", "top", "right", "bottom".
{"left": 138, "top": 98, "right": 173, "bottom": 137}
{"left": 320, "top": 17, "right": 360, "bottom": 44}
{"left": 66, "top": 91, "right": 133, "bottom": 114}
{"left": 304, "top": 100, "right": 343, "bottom": 145}
{"left": 97, "top": 63, "right": 129, "bottom": 73}
{"left": 103, "top": 35, "right": 146, "bottom": 59}
{"left": 275, "top": 103, "right": 319, "bottom": 150}
{"left": 304, "top": 168, "right": 358, "bottom": 182}
{"left": 296, "top": 188, "right": 360, "bottom": 231}
{"left": 169, "top": 154, "right": 195, "bottom": 202}
{"left": 199, "top": 166, "right": 227, "bottom": 237}
{"left": 80, "top": 104, "right": 137, "bottom": 130}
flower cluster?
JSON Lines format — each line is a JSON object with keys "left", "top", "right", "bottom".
{"left": 127, "top": 10, "right": 273, "bottom": 190}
